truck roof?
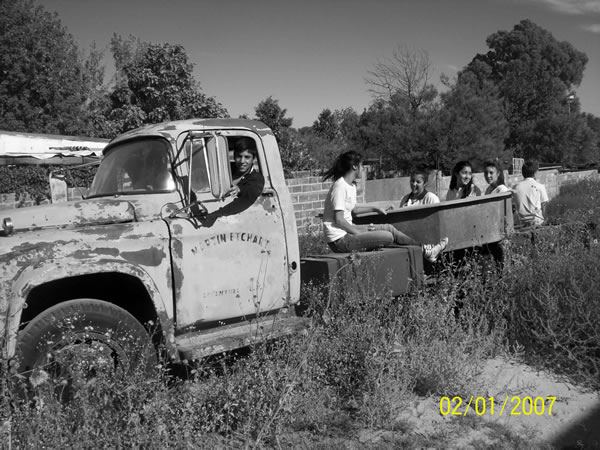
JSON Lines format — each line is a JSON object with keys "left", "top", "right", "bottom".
{"left": 106, "top": 118, "right": 272, "bottom": 153}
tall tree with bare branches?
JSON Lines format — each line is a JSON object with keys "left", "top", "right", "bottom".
{"left": 365, "top": 45, "right": 437, "bottom": 114}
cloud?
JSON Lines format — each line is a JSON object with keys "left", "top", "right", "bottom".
{"left": 529, "top": 0, "right": 600, "bottom": 15}
{"left": 581, "top": 23, "right": 600, "bottom": 33}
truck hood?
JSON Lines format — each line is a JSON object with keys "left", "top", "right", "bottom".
{"left": 1, "top": 199, "right": 136, "bottom": 234}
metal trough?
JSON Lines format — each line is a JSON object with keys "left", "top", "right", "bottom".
{"left": 354, "top": 192, "right": 514, "bottom": 251}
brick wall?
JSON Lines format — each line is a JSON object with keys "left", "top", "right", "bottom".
{"left": 285, "top": 170, "right": 365, "bottom": 233}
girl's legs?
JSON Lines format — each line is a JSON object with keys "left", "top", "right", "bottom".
{"left": 422, "top": 237, "right": 449, "bottom": 262}
{"left": 363, "top": 224, "right": 419, "bottom": 246}
{"left": 331, "top": 224, "right": 418, "bottom": 252}
{"left": 365, "top": 224, "right": 447, "bottom": 261}
{"left": 333, "top": 229, "right": 394, "bottom": 252}
{"left": 330, "top": 224, "right": 448, "bottom": 261}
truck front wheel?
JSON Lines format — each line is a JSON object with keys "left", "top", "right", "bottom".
{"left": 17, "top": 299, "right": 157, "bottom": 393}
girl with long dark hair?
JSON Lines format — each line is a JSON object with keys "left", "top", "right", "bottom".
{"left": 483, "top": 160, "right": 510, "bottom": 195}
{"left": 322, "top": 151, "right": 448, "bottom": 261}
{"left": 445, "top": 161, "right": 482, "bottom": 200}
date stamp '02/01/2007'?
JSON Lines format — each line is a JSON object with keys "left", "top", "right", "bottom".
{"left": 439, "top": 396, "right": 556, "bottom": 417}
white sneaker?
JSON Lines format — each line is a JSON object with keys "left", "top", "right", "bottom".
{"left": 423, "top": 237, "right": 449, "bottom": 263}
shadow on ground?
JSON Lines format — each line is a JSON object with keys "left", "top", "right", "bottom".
{"left": 550, "top": 403, "right": 600, "bottom": 449}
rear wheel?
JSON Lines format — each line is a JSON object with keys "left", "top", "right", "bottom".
{"left": 17, "top": 299, "right": 157, "bottom": 398}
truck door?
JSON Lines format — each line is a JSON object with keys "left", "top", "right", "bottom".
{"left": 167, "top": 132, "right": 290, "bottom": 331}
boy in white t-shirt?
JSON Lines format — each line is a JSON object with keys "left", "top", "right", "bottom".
{"left": 513, "top": 161, "right": 548, "bottom": 227}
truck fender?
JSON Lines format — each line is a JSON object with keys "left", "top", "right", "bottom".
{"left": 5, "top": 258, "right": 178, "bottom": 361}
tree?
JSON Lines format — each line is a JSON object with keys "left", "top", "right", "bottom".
{"left": 359, "top": 45, "right": 444, "bottom": 176}
{"left": 303, "top": 108, "right": 350, "bottom": 170}
{"left": 582, "top": 113, "right": 600, "bottom": 165}
{"left": 311, "top": 107, "right": 360, "bottom": 146}
{"left": 527, "top": 114, "right": 598, "bottom": 165}
{"left": 105, "top": 39, "right": 228, "bottom": 135}
{"left": 313, "top": 109, "right": 339, "bottom": 141}
{"left": 253, "top": 96, "right": 317, "bottom": 173}
{"left": 437, "top": 71, "right": 509, "bottom": 170}
{"left": 365, "top": 45, "right": 437, "bottom": 115}
{"left": 336, "top": 107, "right": 360, "bottom": 144}
{"left": 462, "top": 20, "right": 590, "bottom": 162}
{"left": 351, "top": 100, "right": 418, "bottom": 175}
{"left": 254, "top": 96, "right": 293, "bottom": 138}
{"left": 0, "top": 0, "right": 90, "bottom": 135}
{"left": 81, "top": 43, "right": 115, "bottom": 138}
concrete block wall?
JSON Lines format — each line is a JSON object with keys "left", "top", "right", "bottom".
{"left": 365, "top": 169, "right": 599, "bottom": 205}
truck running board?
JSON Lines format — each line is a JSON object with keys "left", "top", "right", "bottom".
{"left": 175, "top": 314, "right": 308, "bottom": 360}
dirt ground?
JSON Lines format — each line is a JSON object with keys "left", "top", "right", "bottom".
{"left": 353, "top": 357, "right": 600, "bottom": 449}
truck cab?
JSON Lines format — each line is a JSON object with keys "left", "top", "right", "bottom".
{"left": 0, "top": 119, "right": 304, "bottom": 376}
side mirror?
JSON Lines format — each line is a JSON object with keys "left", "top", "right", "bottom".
{"left": 175, "top": 132, "right": 232, "bottom": 210}
{"left": 206, "top": 135, "right": 231, "bottom": 199}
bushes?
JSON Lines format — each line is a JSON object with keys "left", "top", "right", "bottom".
{"left": 504, "top": 221, "right": 600, "bottom": 387}
{"left": 2, "top": 255, "right": 506, "bottom": 446}
{"left": 0, "top": 165, "right": 97, "bottom": 204}
{"left": 298, "top": 228, "right": 329, "bottom": 257}
{"left": 546, "top": 179, "right": 600, "bottom": 227}
{"left": 494, "top": 178, "right": 600, "bottom": 389}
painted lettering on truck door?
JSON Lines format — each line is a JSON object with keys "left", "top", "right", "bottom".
{"left": 167, "top": 132, "right": 289, "bottom": 330}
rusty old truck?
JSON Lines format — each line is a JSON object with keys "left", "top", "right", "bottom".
{"left": 0, "top": 119, "right": 513, "bottom": 378}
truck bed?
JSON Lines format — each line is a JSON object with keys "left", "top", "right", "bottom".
{"left": 301, "top": 246, "right": 424, "bottom": 297}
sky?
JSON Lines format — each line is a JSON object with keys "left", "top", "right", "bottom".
{"left": 40, "top": 0, "right": 600, "bottom": 128}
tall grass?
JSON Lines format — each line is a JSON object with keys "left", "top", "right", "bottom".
{"left": 504, "top": 178, "right": 600, "bottom": 387}
{"left": 1, "top": 177, "right": 599, "bottom": 446}
{"left": 503, "top": 224, "right": 600, "bottom": 388}
{"left": 546, "top": 178, "right": 600, "bottom": 228}
{"left": 1, "top": 256, "right": 507, "bottom": 447}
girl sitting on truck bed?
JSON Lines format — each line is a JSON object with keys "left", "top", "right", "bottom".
{"left": 322, "top": 151, "right": 448, "bottom": 262}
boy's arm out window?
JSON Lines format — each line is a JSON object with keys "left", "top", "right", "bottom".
{"left": 238, "top": 171, "right": 265, "bottom": 201}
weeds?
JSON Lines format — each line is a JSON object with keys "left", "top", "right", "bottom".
{"left": 546, "top": 178, "right": 600, "bottom": 228}
{"left": 503, "top": 226, "right": 600, "bottom": 388}
{"left": 1, "top": 255, "right": 505, "bottom": 447}
{"left": 298, "top": 225, "right": 329, "bottom": 257}
{"left": 1, "top": 178, "right": 599, "bottom": 447}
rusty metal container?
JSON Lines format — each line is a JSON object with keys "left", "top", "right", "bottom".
{"left": 355, "top": 192, "right": 514, "bottom": 251}
{"left": 301, "top": 246, "right": 423, "bottom": 297}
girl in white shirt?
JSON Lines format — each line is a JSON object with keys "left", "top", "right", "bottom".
{"left": 399, "top": 168, "right": 440, "bottom": 207}
{"left": 322, "top": 151, "right": 447, "bottom": 262}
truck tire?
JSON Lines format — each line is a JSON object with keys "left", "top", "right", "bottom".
{"left": 17, "top": 299, "right": 157, "bottom": 387}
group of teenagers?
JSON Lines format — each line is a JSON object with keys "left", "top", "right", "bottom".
{"left": 223, "top": 140, "right": 546, "bottom": 264}
{"left": 321, "top": 150, "right": 548, "bottom": 263}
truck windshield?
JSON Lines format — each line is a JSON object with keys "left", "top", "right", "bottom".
{"left": 88, "top": 138, "right": 175, "bottom": 198}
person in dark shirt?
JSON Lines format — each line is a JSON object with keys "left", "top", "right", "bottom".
{"left": 207, "top": 137, "right": 265, "bottom": 219}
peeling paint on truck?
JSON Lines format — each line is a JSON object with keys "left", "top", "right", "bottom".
{"left": 1, "top": 119, "right": 302, "bottom": 367}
